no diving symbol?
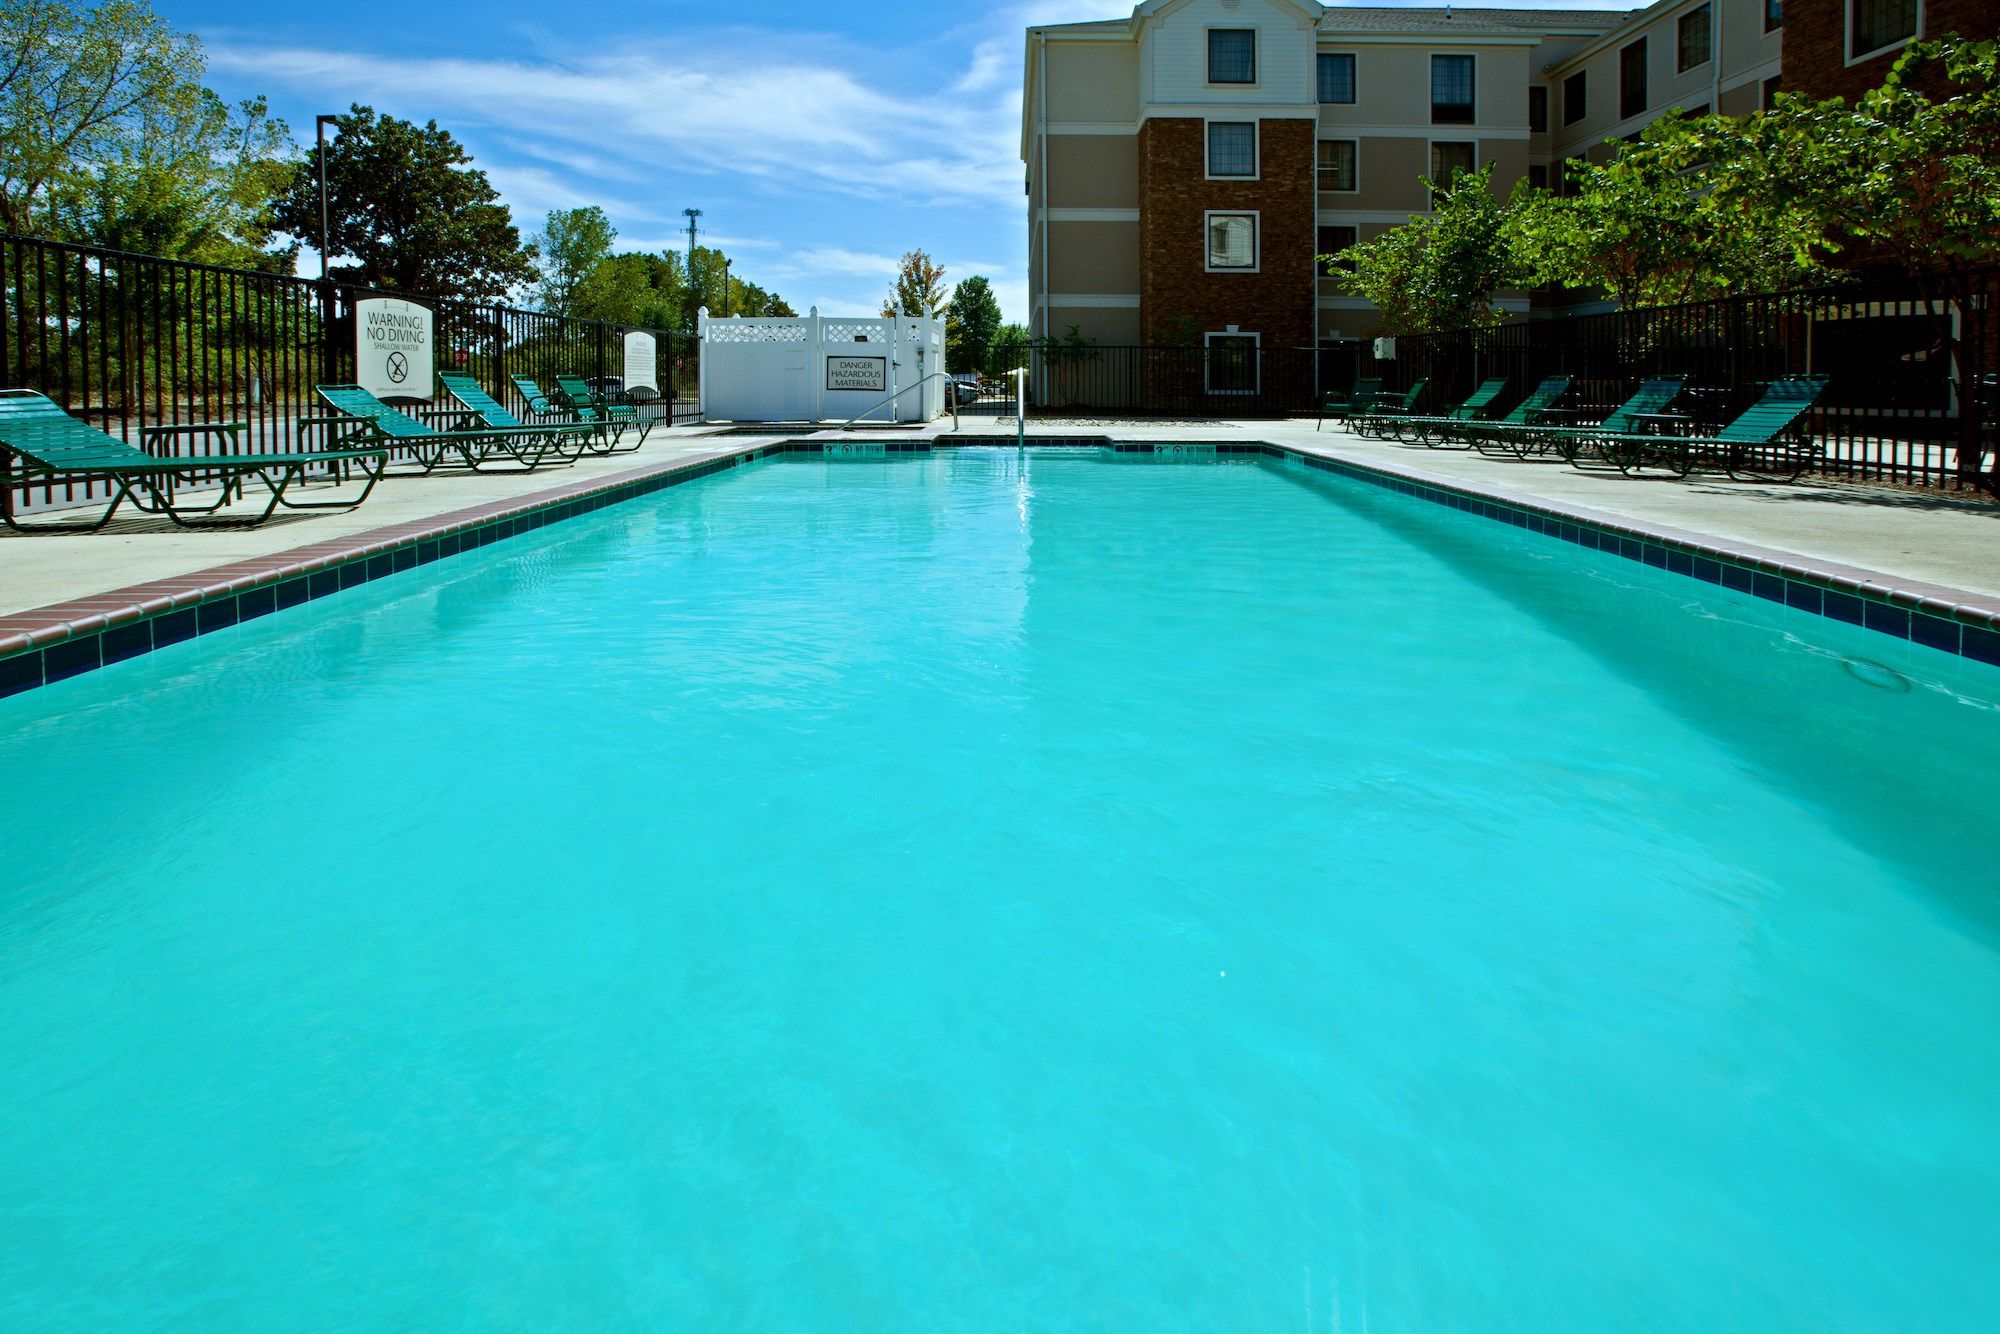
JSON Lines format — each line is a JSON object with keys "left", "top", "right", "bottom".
{"left": 386, "top": 351, "right": 410, "bottom": 384}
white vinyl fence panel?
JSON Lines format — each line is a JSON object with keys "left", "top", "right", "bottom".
{"left": 699, "top": 307, "right": 946, "bottom": 423}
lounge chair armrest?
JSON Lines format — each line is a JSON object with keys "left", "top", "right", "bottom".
{"left": 141, "top": 420, "right": 247, "bottom": 443}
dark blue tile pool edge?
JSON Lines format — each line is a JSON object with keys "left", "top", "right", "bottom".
{"left": 1261, "top": 443, "right": 1995, "bottom": 665}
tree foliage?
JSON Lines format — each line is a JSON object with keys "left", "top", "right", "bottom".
{"left": 1712, "top": 36, "right": 2000, "bottom": 280}
{"left": 881, "top": 248, "right": 947, "bottom": 317}
{"left": 272, "top": 104, "right": 535, "bottom": 300}
{"left": 944, "top": 275, "right": 1003, "bottom": 372}
{"left": 531, "top": 206, "right": 616, "bottom": 317}
{"left": 1, "top": 0, "right": 291, "bottom": 263}
{"left": 1339, "top": 165, "right": 1526, "bottom": 335}
{"left": 1509, "top": 112, "right": 1823, "bottom": 309}
{"left": 986, "top": 322, "right": 1031, "bottom": 378}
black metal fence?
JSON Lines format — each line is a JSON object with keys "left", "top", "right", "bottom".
{"left": 1365, "top": 268, "right": 1999, "bottom": 492}
{"left": 967, "top": 268, "right": 1996, "bottom": 492}
{"left": 2, "top": 231, "right": 699, "bottom": 513}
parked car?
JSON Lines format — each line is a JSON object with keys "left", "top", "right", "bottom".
{"left": 947, "top": 374, "right": 983, "bottom": 406}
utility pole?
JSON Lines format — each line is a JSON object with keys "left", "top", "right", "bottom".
{"left": 724, "top": 258, "right": 732, "bottom": 317}
{"left": 315, "top": 114, "right": 340, "bottom": 281}
{"left": 682, "top": 207, "right": 702, "bottom": 279}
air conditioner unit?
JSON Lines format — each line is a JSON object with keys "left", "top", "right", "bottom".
{"left": 1373, "top": 337, "right": 1396, "bottom": 360}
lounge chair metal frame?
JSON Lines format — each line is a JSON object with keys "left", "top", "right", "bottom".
{"left": 438, "top": 373, "right": 610, "bottom": 457}
{"left": 0, "top": 389, "right": 387, "bottom": 533}
{"left": 1578, "top": 375, "right": 1829, "bottom": 481}
{"left": 1349, "top": 379, "right": 1430, "bottom": 437}
{"left": 1376, "top": 377, "right": 1511, "bottom": 446}
{"left": 313, "top": 385, "right": 579, "bottom": 473}
{"left": 554, "top": 375, "right": 652, "bottom": 451}
{"left": 1316, "top": 378, "right": 1383, "bottom": 431}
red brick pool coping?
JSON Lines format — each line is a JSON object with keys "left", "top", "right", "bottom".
{"left": 3, "top": 437, "right": 1997, "bottom": 698}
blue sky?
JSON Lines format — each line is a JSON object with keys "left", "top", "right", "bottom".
{"left": 164, "top": 0, "right": 1641, "bottom": 322}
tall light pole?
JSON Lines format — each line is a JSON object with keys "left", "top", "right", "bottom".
{"left": 315, "top": 114, "right": 340, "bottom": 282}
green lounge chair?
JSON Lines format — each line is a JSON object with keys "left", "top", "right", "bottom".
{"left": 1375, "top": 377, "right": 1510, "bottom": 446}
{"left": 555, "top": 375, "right": 653, "bottom": 448}
{"left": 438, "top": 373, "right": 607, "bottom": 458}
{"left": 1459, "top": 376, "right": 1576, "bottom": 454}
{"left": 1316, "top": 377, "right": 1382, "bottom": 430}
{"left": 1349, "top": 379, "right": 1429, "bottom": 435}
{"left": 314, "top": 385, "right": 575, "bottom": 473}
{"left": 1474, "top": 377, "right": 1686, "bottom": 462}
{"left": 509, "top": 375, "right": 566, "bottom": 420}
{"left": 0, "top": 388, "right": 386, "bottom": 532}
{"left": 1581, "top": 375, "right": 1829, "bottom": 480}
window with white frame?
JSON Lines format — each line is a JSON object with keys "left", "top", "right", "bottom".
{"left": 1205, "top": 332, "right": 1259, "bottom": 395}
{"left": 1205, "top": 212, "right": 1259, "bottom": 272}
{"left": 1206, "top": 121, "right": 1258, "bottom": 178}
{"left": 1317, "top": 139, "right": 1358, "bottom": 192}
{"left": 1317, "top": 52, "right": 1355, "bottom": 103}
{"left": 1430, "top": 141, "right": 1475, "bottom": 191}
{"left": 1431, "top": 54, "right": 1474, "bottom": 124}
{"left": 1849, "top": 0, "right": 1918, "bottom": 61}
{"left": 1316, "top": 225, "right": 1358, "bottom": 277}
{"left": 1678, "top": 5, "right": 1711, "bottom": 73}
{"left": 1563, "top": 70, "right": 1587, "bottom": 125}
{"left": 1620, "top": 38, "right": 1648, "bottom": 119}
{"left": 1208, "top": 29, "right": 1256, "bottom": 84}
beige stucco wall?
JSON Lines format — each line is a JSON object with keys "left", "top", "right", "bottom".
{"left": 1046, "top": 40, "right": 1140, "bottom": 122}
{"left": 1047, "top": 222, "right": 1141, "bottom": 293}
{"left": 1046, "top": 135, "right": 1141, "bottom": 209}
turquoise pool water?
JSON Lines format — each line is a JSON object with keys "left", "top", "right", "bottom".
{"left": 3, "top": 449, "right": 1998, "bottom": 1329}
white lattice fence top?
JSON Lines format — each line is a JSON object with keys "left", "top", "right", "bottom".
{"left": 705, "top": 321, "right": 809, "bottom": 343}
{"left": 822, "top": 321, "right": 886, "bottom": 344}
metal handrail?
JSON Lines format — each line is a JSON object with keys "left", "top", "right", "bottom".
{"left": 835, "top": 372, "right": 958, "bottom": 432}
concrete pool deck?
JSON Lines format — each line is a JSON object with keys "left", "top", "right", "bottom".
{"left": 2, "top": 417, "right": 1996, "bottom": 683}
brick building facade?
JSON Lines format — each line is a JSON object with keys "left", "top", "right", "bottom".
{"left": 1783, "top": 0, "right": 1999, "bottom": 102}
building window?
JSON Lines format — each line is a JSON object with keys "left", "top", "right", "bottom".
{"left": 1766, "top": 0, "right": 1784, "bottom": 32}
{"left": 1429, "top": 141, "right": 1475, "bottom": 197}
{"left": 1317, "top": 225, "right": 1357, "bottom": 277}
{"left": 1528, "top": 163, "right": 1549, "bottom": 190}
{"left": 1763, "top": 76, "right": 1782, "bottom": 109}
{"left": 1678, "top": 5, "right": 1711, "bottom": 72}
{"left": 1206, "top": 121, "right": 1257, "bottom": 178}
{"left": 1205, "top": 211, "right": 1259, "bottom": 272}
{"left": 1529, "top": 85, "right": 1548, "bottom": 134}
{"left": 1317, "top": 139, "right": 1358, "bottom": 191}
{"left": 1620, "top": 39, "right": 1648, "bottom": 119}
{"left": 1317, "top": 52, "right": 1355, "bottom": 103}
{"left": 1850, "top": 0, "right": 1919, "bottom": 61}
{"left": 1563, "top": 71, "right": 1587, "bottom": 125}
{"left": 1205, "top": 332, "right": 1259, "bottom": 395}
{"left": 1208, "top": 28, "right": 1256, "bottom": 84}
{"left": 1431, "top": 54, "right": 1474, "bottom": 124}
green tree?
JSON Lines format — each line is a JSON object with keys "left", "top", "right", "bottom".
{"left": 1510, "top": 113, "right": 1822, "bottom": 309}
{"left": 1711, "top": 35, "right": 2000, "bottom": 487}
{"left": 881, "top": 248, "right": 947, "bottom": 317}
{"left": 943, "top": 275, "right": 1003, "bottom": 372}
{"left": 1, "top": 0, "right": 291, "bottom": 262}
{"left": 1340, "top": 164, "right": 1526, "bottom": 335}
{"left": 1715, "top": 37, "right": 2000, "bottom": 279}
{"left": 271, "top": 104, "right": 535, "bottom": 299}
{"left": 985, "top": 322, "right": 1031, "bottom": 378}
{"left": 532, "top": 206, "right": 616, "bottom": 316}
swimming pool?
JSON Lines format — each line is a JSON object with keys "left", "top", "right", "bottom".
{"left": 3, "top": 448, "right": 1997, "bottom": 1327}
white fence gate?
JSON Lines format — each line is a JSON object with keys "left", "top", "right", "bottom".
{"left": 699, "top": 307, "right": 946, "bottom": 423}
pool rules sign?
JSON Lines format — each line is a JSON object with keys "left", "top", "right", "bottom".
{"left": 355, "top": 298, "right": 434, "bottom": 399}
